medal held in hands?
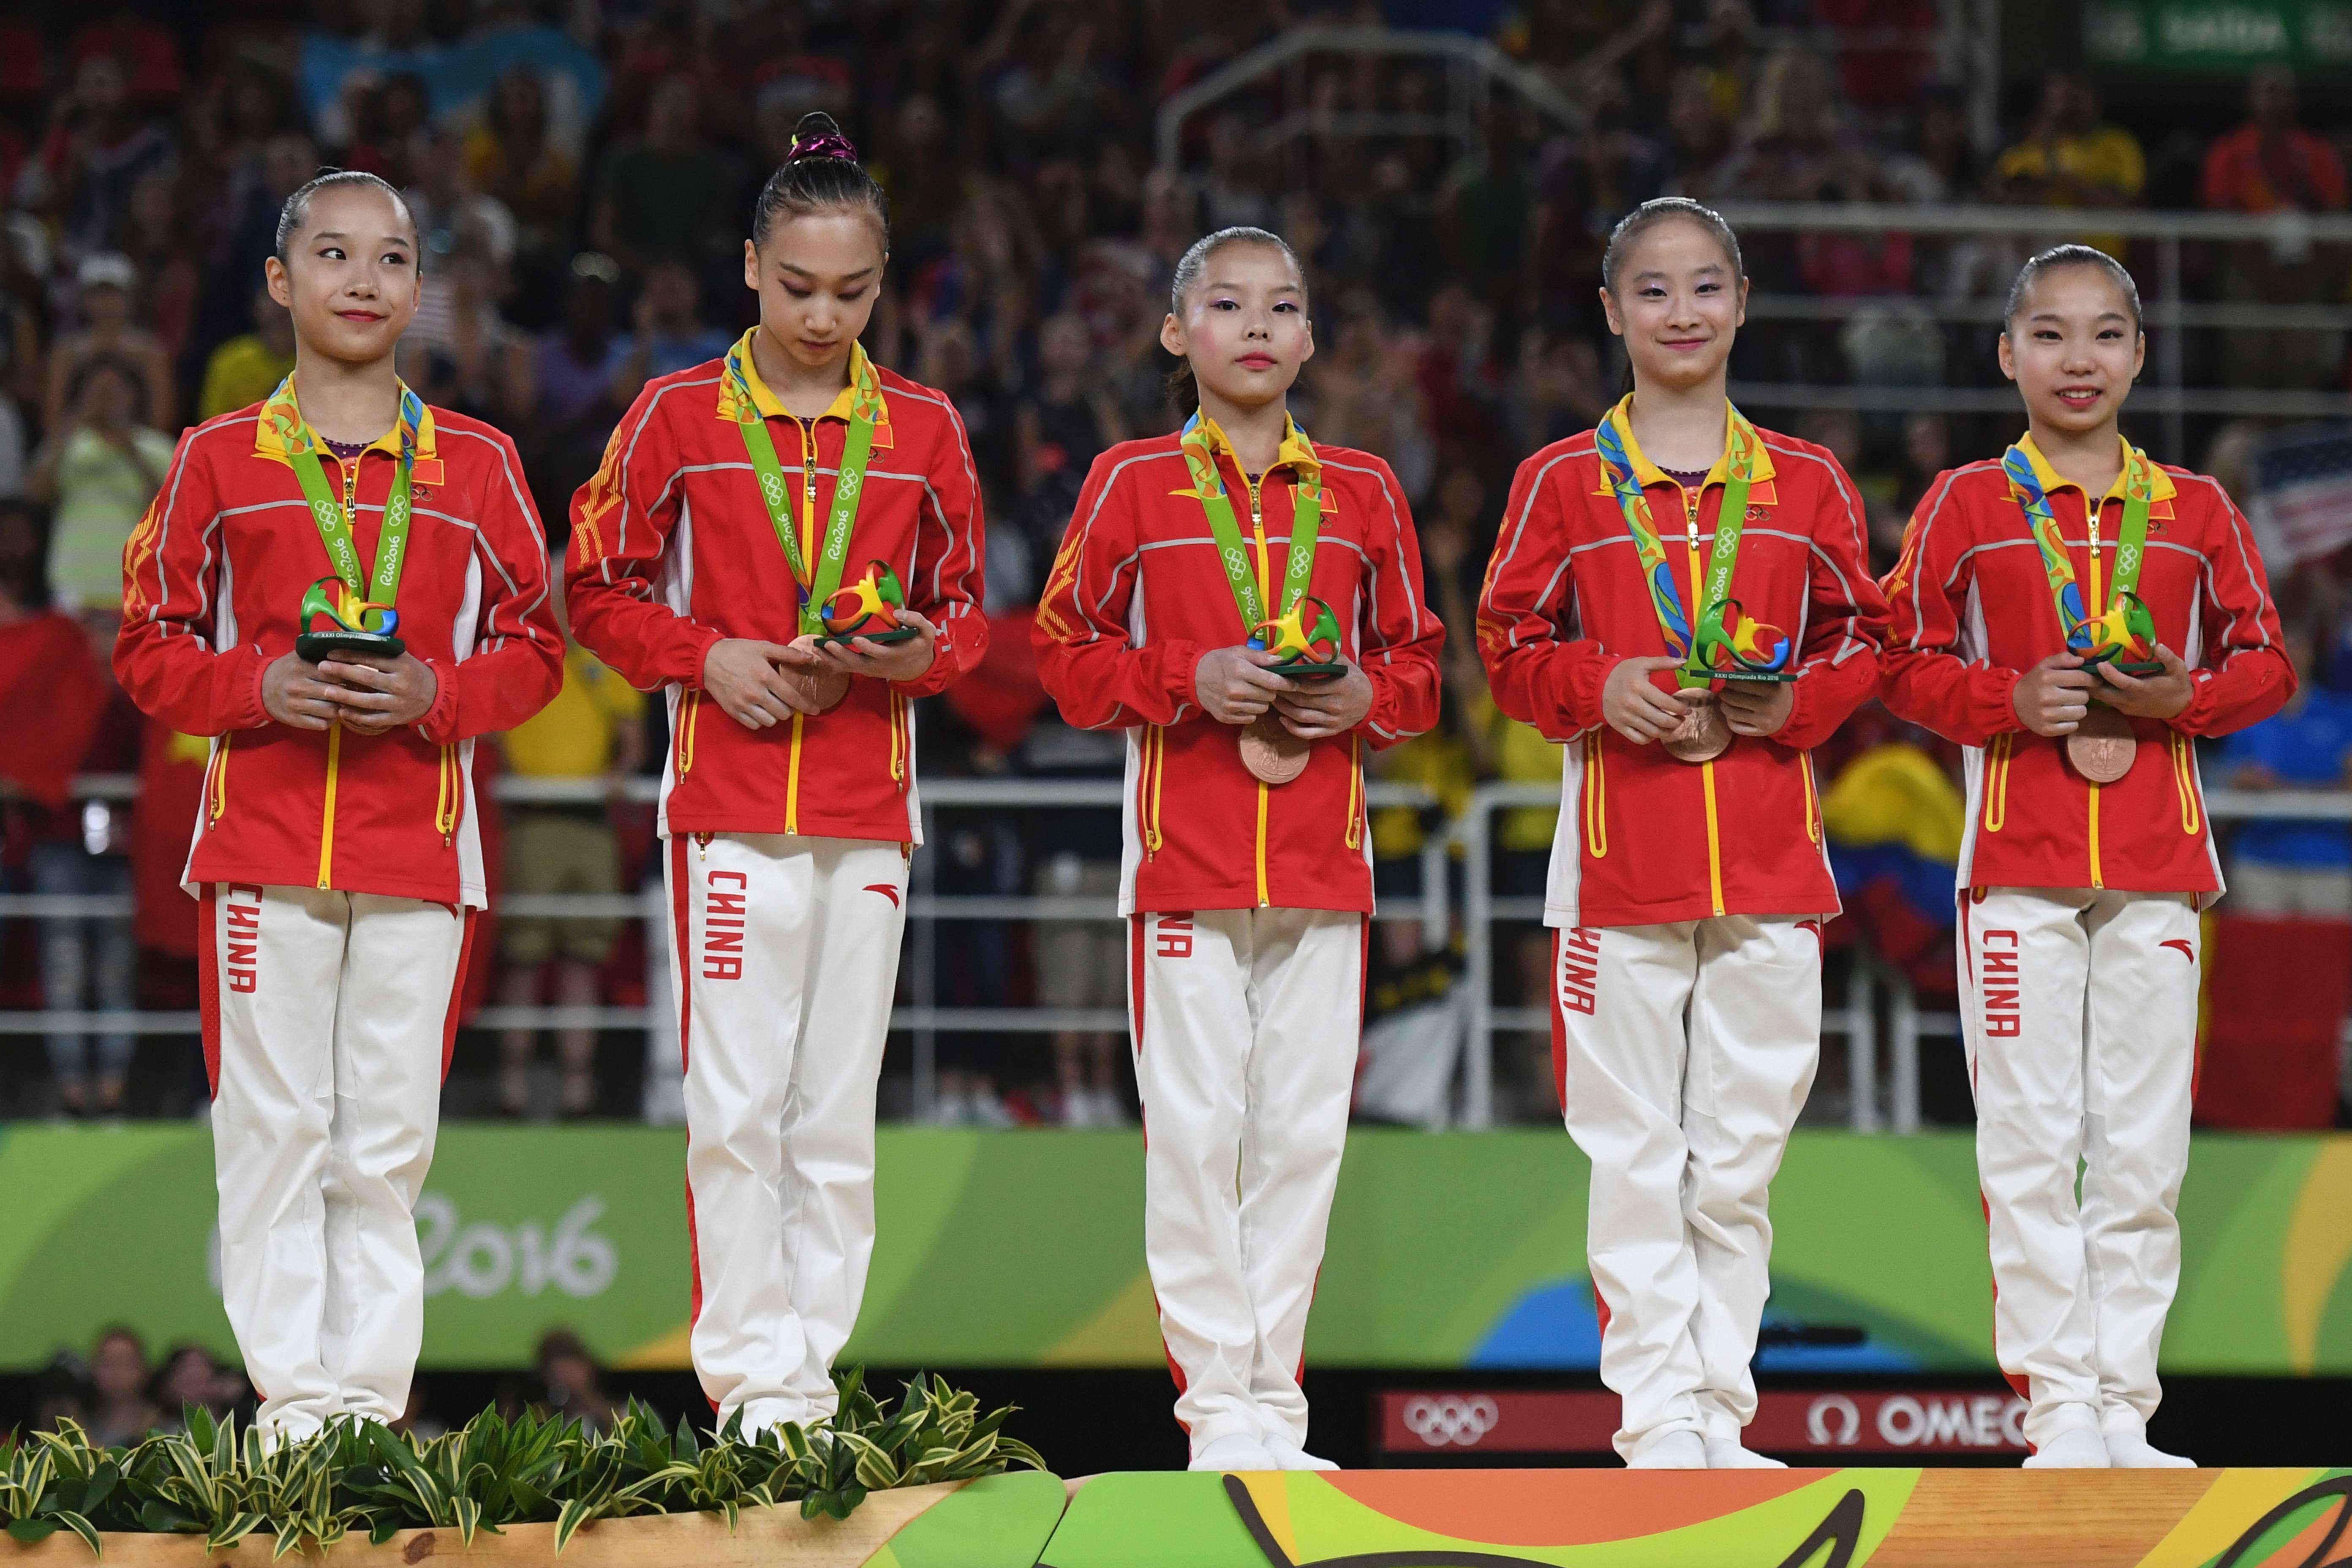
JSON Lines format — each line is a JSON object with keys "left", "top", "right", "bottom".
{"left": 2004, "top": 441, "right": 2162, "bottom": 781}
{"left": 279, "top": 377, "right": 417, "bottom": 664}
{"left": 1595, "top": 399, "right": 1793, "bottom": 764}
{"left": 1179, "top": 412, "right": 1338, "bottom": 785}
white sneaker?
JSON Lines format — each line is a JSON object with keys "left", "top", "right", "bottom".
{"left": 2102, "top": 1413, "right": 2195, "bottom": 1468}
{"left": 2023, "top": 1415, "right": 2111, "bottom": 1469}
{"left": 1190, "top": 1432, "right": 1279, "bottom": 1472}
{"left": 929, "top": 1090, "right": 971, "bottom": 1127}
{"left": 1062, "top": 1087, "right": 1099, "bottom": 1127}
{"left": 1091, "top": 1086, "right": 1133, "bottom": 1125}
{"left": 1626, "top": 1430, "right": 1707, "bottom": 1469}
{"left": 968, "top": 1086, "right": 1017, "bottom": 1128}
{"left": 1266, "top": 1436, "right": 1339, "bottom": 1470}
{"left": 1705, "top": 1437, "right": 1786, "bottom": 1468}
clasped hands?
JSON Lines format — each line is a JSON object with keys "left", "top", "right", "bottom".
{"left": 700, "top": 609, "right": 939, "bottom": 730}
{"left": 1193, "top": 645, "right": 1372, "bottom": 738}
{"left": 263, "top": 649, "right": 437, "bottom": 735}
{"left": 1601, "top": 655, "right": 1794, "bottom": 745}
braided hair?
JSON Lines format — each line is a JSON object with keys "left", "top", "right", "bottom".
{"left": 750, "top": 112, "right": 889, "bottom": 250}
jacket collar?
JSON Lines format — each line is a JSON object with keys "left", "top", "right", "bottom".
{"left": 1180, "top": 409, "right": 1321, "bottom": 488}
{"left": 2012, "top": 431, "right": 2177, "bottom": 504}
{"left": 253, "top": 373, "right": 434, "bottom": 467}
{"left": 718, "top": 330, "right": 892, "bottom": 441}
{"left": 1593, "top": 394, "right": 1775, "bottom": 494}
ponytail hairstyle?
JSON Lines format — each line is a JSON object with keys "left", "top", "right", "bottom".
{"left": 1163, "top": 225, "right": 1305, "bottom": 416}
{"left": 275, "top": 169, "right": 419, "bottom": 266}
{"left": 1599, "top": 196, "right": 1745, "bottom": 295}
{"left": 751, "top": 112, "right": 889, "bottom": 251}
{"left": 2004, "top": 243, "right": 2142, "bottom": 333}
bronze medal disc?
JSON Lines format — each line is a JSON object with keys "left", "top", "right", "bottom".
{"left": 2066, "top": 704, "right": 2137, "bottom": 784}
{"left": 1663, "top": 696, "right": 1732, "bottom": 764}
{"left": 774, "top": 661, "right": 851, "bottom": 716}
{"left": 1239, "top": 716, "right": 1311, "bottom": 785}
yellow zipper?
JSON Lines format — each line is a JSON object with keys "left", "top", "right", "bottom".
{"left": 1801, "top": 751, "right": 1821, "bottom": 845}
{"left": 1983, "top": 732, "right": 2012, "bottom": 831}
{"left": 1254, "top": 779, "right": 1271, "bottom": 906}
{"left": 676, "top": 689, "right": 701, "bottom": 775}
{"left": 2088, "top": 779, "right": 2104, "bottom": 888}
{"left": 1142, "top": 725, "right": 1165, "bottom": 856}
{"left": 1582, "top": 731, "right": 1608, "bottom": 858}
{"left": 317, "top": 721, "right": 342, "bottom": 888}
{"left": 783, "top": 416, "right": 820, "bottom": 836}
{"left": 434, "top": 745, "right": 460, "bottom": 844}
{"left": 1682, "top": 483, "right": 1725, "bottom": 916}
{"left": 1343, "top": 732, "right": 1363, "bottom": 850}
{"left": 2171, "top": 732, "right": 2202, "bottom": 833}
{"left": 208, "top": 734, "right": 231, "bottom": 822}
{"left": 313, "top": 450, "right": 364, "bottom": 890}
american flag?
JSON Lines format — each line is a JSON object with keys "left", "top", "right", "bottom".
{"left": 2252, "top": 423, "right": 2352, "bottom": 567}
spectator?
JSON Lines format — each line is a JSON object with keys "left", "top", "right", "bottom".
{"left": 2218, "top": 626, "right": 2352, "bottom": 918}
{"left": 403, "top": 238, "right": 534, "bottom": 427}
{"left": 44, "top": 252, "right": 174, "bottom": 435}
{"left": 339, "top": 71, "right": 432, "bottom": 192}
{"left": 1993, "top": 70, "right": 2145, "bottom": 257}
{"left": 528, "top": 253, "right": 628, "bottom": 522}
{"left": 197, "top": 286, "right": 296, "bottom": 421}
{"left": 83, "top": 1329, "right": 159, "bottom": 1446}
{"left": 121, "top": 174, "right": 196, "bottom": 360}
{"left": 1014, "top": 312, "right": 1128, "bottom": 564}
{"left": 19, "top": 52, "right": 177, "bottom": 261}
{"left": 31, "top": 354, "right": 172, "bottom": 619}
{"left": 150, "top": 1344, "right": 243, "bottom": 1428}
{"left": 590, "top": 75, "right": 738, "bottom": 273}
{"left": 2201, "top": 67, "right": 2349, "bottom": 391}
{"left": 535, "top": 1331, "right": 620, "bottom": 1435}
{"left": 608, "top": 260, "right": 729, "bottom": 403}
{"left": 496, "top": 571, "right": 646, "bottom": 1121}
{"left": 466, "top": 67, "right": 579, "bottom": 269}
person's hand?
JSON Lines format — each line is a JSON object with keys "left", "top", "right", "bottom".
{"left": 1194, "top": 646, "right": 1296, "bottom": 724}
{"left": 807, "top": 607, "right": 940, "bottom": 683}
{"left": 2012, "top": 652, "right": 2096, "bottom": 737}
{"left": 702, "top": 637, "right": 816, "bottom": 729}
{"left": 2093, "top": 643, "right": 2195, "bottom": 721}
{"left": 1273, "top": 661, "right": 1373, "bottom": 739}
{"left": 1601, "top": 655, "right": 1691, "bottom": 744}
{"left": 1718, "top": 679, "right": 1796, "bottom": 738}
{"left": 315, "top": 651, "right": 438, "bottom": 735}
{"left": 262, "top": 651, "right": 349, "bottom": 731}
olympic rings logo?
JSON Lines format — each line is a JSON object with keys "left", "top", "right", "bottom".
{"left": 838, "top": 470, "right": 861, "bottom": 497}
{"left": 762, "top": 474, "right": 785, "bottom": 505}
{"left": 1401, "top": 1396, "right": 1498, "bottom": 1448}
{"left": 313, "top": 501, "right": 341, "bottom": 527}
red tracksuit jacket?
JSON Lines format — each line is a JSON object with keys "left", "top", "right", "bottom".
{"left": 1031, "top": 416, "right": 1443, "bottom": 914}
{"left": 565, "top": 337, "right": 985, "bottom": 842}
{"left": 1881, "top": 435, "right": 2292, "bottom": 896}
{"left": 113, "top": 384, "right": 564, "bottom": 907}
{"left": 1478, "top": 406, "right": 1888, "bottom": 929}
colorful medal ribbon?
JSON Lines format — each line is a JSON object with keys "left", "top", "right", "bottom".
{"left": 2002, "top": 440, "right": 2160, "bottom": 670}
{"left": 1594, "top": 399, "right": 1789, "bottom": 688}
{"left": 724, "top": 332, "right": 885, "bottom": 636}
{"left": 1179, "top": 411, "right": 1325, "bottom": 649}
{"left": 269, "top": 374, "right": 419, "bottom": 633}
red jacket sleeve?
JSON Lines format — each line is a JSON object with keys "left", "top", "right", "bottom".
{"left": 113, "top": 427, "right": 272, "bottom": 736}
{"left": 2172, "top": 473, "right": 2295, "bottom": 737}
{"left": 564, "top": 383, "right": 723, "bottom": 690}
{"left": 1354, "top": 456, "right": 1443, "bottom": 749}
{"left": 1776, "top": 449, "right": 1889, "bottom": 751}
{"left": 1032, "top": 452, "right": 1208, "bottom": 730}
{"left": 894, "top": 395, "right": 988, "bottom": 697}
{"left": 416, "top": 427, "right": 566, "bottom": 745}
{"left": 1478, "top": 448, "right": 1620, "bottom": 742}
{"left": 1879, "top": 469, "right": 2028, "bottom": 746}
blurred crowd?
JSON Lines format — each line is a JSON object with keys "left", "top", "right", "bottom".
{"left": 1, "top": 0, "right": 2350, "bottom": 1129}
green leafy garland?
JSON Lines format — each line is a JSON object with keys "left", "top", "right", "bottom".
{"left": 2, "top": 1369, "right": 1042, "bottom": 1560}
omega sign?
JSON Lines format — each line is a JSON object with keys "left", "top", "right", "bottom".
{"left": 1378, "top": 1390, "right": 2031, "bottom": 1456}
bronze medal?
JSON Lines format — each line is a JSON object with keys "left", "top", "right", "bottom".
{"left": 1663, "top": 695, "right": 1731, "bottom": 764}
{"left": 1239, "top": 715, "right": 1310, "bottom": 785}
{"left": 2066, "top": 703, "right": 2137, "bottom": 784}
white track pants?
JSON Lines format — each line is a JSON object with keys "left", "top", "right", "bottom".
{"left": 201, "top": 883, "right": 472, "bottom": 1440}
{"left": 1550, "top": 917, "right": 1821, "bottom": 1462}
{"left": 669, "top": 833, "right": 906, "bottom": 1435}
{"left": 1959, "top": 887, "right": 2198, "bottom": 1449}
{"left": 1131, "top": 907, "right": 1364, "bottom": 1457}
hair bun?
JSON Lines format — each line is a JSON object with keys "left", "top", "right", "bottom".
{"left": 787, "top": 111, "right": 859, "bottom": 165}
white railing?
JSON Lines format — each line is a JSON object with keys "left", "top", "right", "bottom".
{"left": 1710, "top": 201, "right": 2352, "bottom": 461}
{"left": 6, "top": 776, "right": 2345, "bottom": 1131}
